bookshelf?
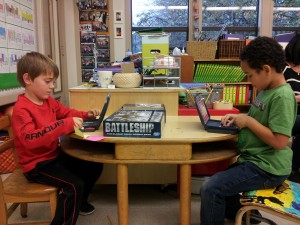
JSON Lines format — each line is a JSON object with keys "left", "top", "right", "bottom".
{"left": 193, "top": 60, "right": 256, "bottom": 112}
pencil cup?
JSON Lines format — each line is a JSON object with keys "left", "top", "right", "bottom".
{"left": 98, "top": 71, "right": 112, "bottom": 88}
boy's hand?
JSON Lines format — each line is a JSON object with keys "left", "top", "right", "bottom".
{"left": 73, "top": 117, "right": 83, "bottom": 128}
{"left": 87, "top": 109, "right": 102, "bottom": 118}
{"left": 221, "top": 114, "right": 250, "bottom": 129}
{"left": 221, "top": 114, "right": 236, "bottom": 127}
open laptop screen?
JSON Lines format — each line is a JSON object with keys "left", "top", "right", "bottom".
{"left": 195, "top": 95, "right": 210, "bottom": 125}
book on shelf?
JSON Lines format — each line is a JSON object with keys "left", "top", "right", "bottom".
{"left": 193, "top": 63, "right": 245, "bottom": 83}
{"left": 222, "top": 84, "right": 252, "bottom": 105}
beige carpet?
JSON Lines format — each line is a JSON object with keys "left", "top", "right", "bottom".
{"left": 7, "top": 184, "right": 294, "bottom": 225}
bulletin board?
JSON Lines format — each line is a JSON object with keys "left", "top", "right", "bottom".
{"left": 78, "top": 0, "right": 110, "bottom": 82}
{"left": 0, "top": 0, "right": 36, "bottom": 91}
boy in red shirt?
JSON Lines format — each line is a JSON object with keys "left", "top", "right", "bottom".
{"left": 12, "top": 52, "right": 103, "bottom": 225}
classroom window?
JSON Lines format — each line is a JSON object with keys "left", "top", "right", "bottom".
{"left": 201, "top": 0, "right": 259, "bottom": 40}
{"left": 131, "top": 0, "right": 189, "bottom": 54}
{"left": 272, "top": 0, "right": 300, "bottom": 35}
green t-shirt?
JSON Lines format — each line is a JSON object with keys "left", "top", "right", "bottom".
{"left": 237, "top": 83, "right": 297, "bottom": 176}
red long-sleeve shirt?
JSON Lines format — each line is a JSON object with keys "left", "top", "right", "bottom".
{"left": 12, "top": 94, "right": 89, "bottom": 173}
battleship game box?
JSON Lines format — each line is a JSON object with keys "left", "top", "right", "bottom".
{"left": 103, "top": 109, "right": 165, "bottom": 138}
{"left": 121, "top": 104, "right": 166, "bottom": 122}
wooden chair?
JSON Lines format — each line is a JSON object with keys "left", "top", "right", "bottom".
{"left": 235, "top": 180, "right": 300, "bottom": 225}
{"left": 0, "top": 115, "right": 57, "bottom": 225}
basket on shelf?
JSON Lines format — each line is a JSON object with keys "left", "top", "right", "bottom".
{"left": 217, "top": 40, "right": 246, "bottom": 59}
{"left": 112, "top": 73, "right": 142, "bottom": 88}
{"left": 186, "top": 41, "right": 217, "bottom": 60}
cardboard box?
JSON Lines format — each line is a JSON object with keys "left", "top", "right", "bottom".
{"left": 103, "top": 110, "right": 165, "bottom": 138}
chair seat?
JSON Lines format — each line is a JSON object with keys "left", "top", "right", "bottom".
{"left": 4, "top": 169, "right": 57, "bottom": 202}
{"left": 235, "top": 180, "right": 300, "bottom": 225}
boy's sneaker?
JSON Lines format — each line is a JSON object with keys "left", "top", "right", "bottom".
{"left": 79, "top": 202, "right": 95, "bottom": 216}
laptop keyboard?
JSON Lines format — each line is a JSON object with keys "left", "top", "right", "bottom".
{"left": 219, "top": 122, "right": 235, "bottom": 128}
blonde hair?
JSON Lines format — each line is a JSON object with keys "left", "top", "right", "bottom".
{"left": 17, "top": 52, "right": 59, "bottom": 87}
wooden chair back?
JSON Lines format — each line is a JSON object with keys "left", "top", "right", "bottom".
{"left": 0, "top": 115, "right": 57, "bottom": 225}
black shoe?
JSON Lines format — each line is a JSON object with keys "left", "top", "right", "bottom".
{"left": 80, "top": 202, "right": 95, "bottom": 216}
{"left": 288, "top": 170, "right": 300, "bottom": 183}
{"left": 243, "top": 210, "right": 262, "bottom": 224}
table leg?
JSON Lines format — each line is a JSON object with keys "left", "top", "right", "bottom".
{"left": 117, "top": 164, "right": 128, "bottom": 225}
{"left": 180, "top": 164, "right": 191, "bottom": 225}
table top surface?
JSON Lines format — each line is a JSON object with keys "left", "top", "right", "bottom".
{"left": 70, "top": 116, "right": 237, "bottom": 144}
{"left": 69, "top": 85, "right": 184, "bottom": 92}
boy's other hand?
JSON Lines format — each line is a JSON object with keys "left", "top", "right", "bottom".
{"left": 221, "top": 113, "right": 250, "bottom": 129}
{"left": 73, "top": 117, "right": 83, "bottom": 128}
{"left": 88, "top": 109, "right": 101, "bottom": 118}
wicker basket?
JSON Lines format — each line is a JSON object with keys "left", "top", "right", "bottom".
{"left": 186, "top": 41, "right": 217, "bottom": 60}
{"left": 113, "top": 73, "right": 142, "bottom": 88}
{"left": 217, "top": 40, "right": 246, "bottom": 59}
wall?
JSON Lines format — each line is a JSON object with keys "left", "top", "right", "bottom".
{"left": 54, "top": 0, "right": 275, "bottom": 106}
{"left": 56, "top": 0, "right": 127, "bottom": 106}
{"left": 0, "top": 0, "right": 269, "bottom": 107}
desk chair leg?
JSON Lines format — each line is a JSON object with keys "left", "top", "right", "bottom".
{"left": 0, "top": 201, "right": 7, "bottom": 225}
{"left": 179, "top": 164, "right": 191, "bottom": 225}
{"left": 117, "top": 164, "right": 128, "bottom": 225}
{"left": 235, "top": 206, "right": 251, "bottom": 225}
{"left": 20, "top": 203, "right": 28, "bottom": 217}
{"left": 7, "top": 203, "right": 19, "bottom": 218}
{"left": 50, "top": 192, "right": 58, "bottom": 219}
{"left": 235, "top": 206, "right": 278, "bottom": 225}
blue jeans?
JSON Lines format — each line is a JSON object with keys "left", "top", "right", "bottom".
{"left": 200, "top": 161, "right": 288, "bottom": 225}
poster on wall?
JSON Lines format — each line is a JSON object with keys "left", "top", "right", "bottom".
{"left": 78, "top": 0, "right": 110, "bottom": 82}
{"left": 0, "top": 21, "right": 7, "bottom": 48}
{"left": 20, "top": 5, "right": 34, "bottom": 30}
{"left": 0, "top": 0, "right": 5, "bottom": 21}
{"left": 5, "top": 0, "right": 22, "bottom": 25}
{"left": 0, "top": 0, "right": 36, "bottom": 91}
{"left": 7, "top": 49, "right": 22, "bottom": 73}
{"left": 92, "top": 0, "right": 107, "bottom": 10}
{"left": 0, "top": 48, "right": 9, "bottom": 73}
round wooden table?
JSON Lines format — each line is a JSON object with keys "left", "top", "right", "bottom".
{"left": 60, "top": 116, "right": 238, "bottom": 225}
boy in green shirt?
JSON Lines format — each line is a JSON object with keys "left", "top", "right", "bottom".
{"left": 200, "top": 36, "right": 297, "bottom": 225}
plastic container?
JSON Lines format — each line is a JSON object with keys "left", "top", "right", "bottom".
{"left": 125, "top": 49, "right": 132, "bottom": 57}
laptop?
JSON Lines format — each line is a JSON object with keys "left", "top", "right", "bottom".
{"left": 80, "top": 93, "right": 111, "bottom": 132}
{"left": 194, "top": 94, "right": 239, "bottom": 134}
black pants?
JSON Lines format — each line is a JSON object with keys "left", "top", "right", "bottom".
{"left": 24, "top": 151, "right": 103, "bottom": 225}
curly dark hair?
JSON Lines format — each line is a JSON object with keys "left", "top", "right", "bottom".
{"left": 285, "top": 33, "right": 300, "bottom": 66}
{"left": 240, "top": 36, "right": 286, "bottom": 73}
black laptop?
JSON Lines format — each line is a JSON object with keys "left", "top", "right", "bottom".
{"left": 80, "top": 93, "right": 111, "bottom": 132}
{"left": 194, "top": 94, "right": 239, "bottom": 134}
